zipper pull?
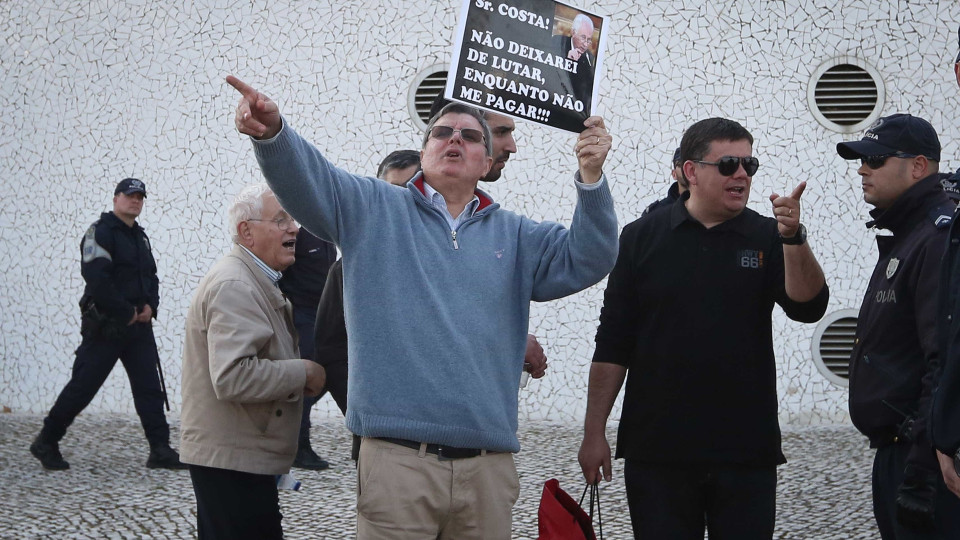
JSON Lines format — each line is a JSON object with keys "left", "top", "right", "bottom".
{"left": 451, "top": 230, "right": 459, "bottom": 250}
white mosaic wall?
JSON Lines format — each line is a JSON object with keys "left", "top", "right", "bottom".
{"left": 2, "top": 0, "right": 958, "bottom": 428}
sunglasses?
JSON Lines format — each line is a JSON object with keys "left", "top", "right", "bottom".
{"left": 693, "top": 156, "right": 760, "bottom": 176}
{"left": 860, "top": 153, "right": 918, "bottom": 170}
{"left": 429, "top": 125, "right": 486, "bottom": 144}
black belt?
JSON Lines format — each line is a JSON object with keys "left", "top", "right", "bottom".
{"left": 377, "top": 437, "right": 486, "bottom": 460}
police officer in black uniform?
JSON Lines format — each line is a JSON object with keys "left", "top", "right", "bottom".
{"left": 30, "top": 178, "right": 185, "bottom": 471}
{"left": 930, "top": 23, "right": 960, "bottom": 502}
{"left": 839, "top": 114, "right": 960, "bottom": 537}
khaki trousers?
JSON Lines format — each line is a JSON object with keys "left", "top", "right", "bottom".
{"left": 356, "top": 437, "right": 519, "bottom": 540}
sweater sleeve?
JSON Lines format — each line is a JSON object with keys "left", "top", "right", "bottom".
{"left": 251, "top": 120, "right": 387, "bottom": 249}
{"left": 525, "top": 174, "right": 619, "bottom": 302}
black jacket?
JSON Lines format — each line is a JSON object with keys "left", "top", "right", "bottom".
{"left": 79, "top": 211, "right": 159, "bottom": 323}
{"left": 639, "top": 182, "right": 681, "bottom": 218}
{"left": 278, "top": 229, "right": 337, "bottom": 309}
{"left": 932, "top": 177, "right": 960, "bottom": 455}
{"left": 849, "top": 175, "right": 953, "bottom": 471}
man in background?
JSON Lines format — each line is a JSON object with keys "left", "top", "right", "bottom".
{"left": 640, "top": 146, "right": 686, "bottom": 217}
{"left": 839, "top": 113, "right": 960, "bottom": 537}
{"left": 31, "top": 178, "right": 184, "bottom": 471}
{"left": 931, "top": 23, "right": 960, "bottom": 502}
{"left": 279, "top": 227, "right": 336, "bottom": 470}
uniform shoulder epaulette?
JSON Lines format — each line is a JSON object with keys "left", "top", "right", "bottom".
{"left": 929, "top": 206, "right": 953, "bottom": 229}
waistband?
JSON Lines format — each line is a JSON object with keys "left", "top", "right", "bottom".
{"left": 376, "top": 437, "right": 490, "bottom": 461}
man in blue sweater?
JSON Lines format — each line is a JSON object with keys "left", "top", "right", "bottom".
{"left": 228, "top": 75, "right": 618, "bottom": 538}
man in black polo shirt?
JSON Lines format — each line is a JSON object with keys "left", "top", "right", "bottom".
{"left": 579, "top": 117, "right": 828, "bottom": 538}
{"left": 841, "top": 113, "right": 960, "bottom": 538}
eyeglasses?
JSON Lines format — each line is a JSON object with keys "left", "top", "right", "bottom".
{"left": 247, "top": 216, "right": 299, "bottom": 231}
{"left": 860, "top": 153, "right": 919, "bottom": 170}
{"left": 574, "top": 33, "right": 594, "bottom": 45}
{"left": 429, "top": 125, "right": 486, "bottom": 144}
{"left": 693, "top": 156, "right": 760, "bottom": 176}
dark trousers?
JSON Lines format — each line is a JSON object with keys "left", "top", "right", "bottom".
{"left": 623, "top": 460, "right": 776, "bottom": 540}
{"left": 42, "top": 322, "right": 168, "bottom": 446}
{"left": 872, "top": 443, "right": 960, "bottom": 539}
{"left": 293, "top": 305, "right": 322, "bottom": 444}
{"left": 189, "top": 465, "right": 283, "bottom": 540}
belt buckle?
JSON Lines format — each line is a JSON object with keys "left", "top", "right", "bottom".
{"left": 437, "top": 446, "right": 455, "bottom": 461}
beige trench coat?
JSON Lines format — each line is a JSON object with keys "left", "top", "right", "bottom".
{"left": 180, "top": 245, "right": 307, "bottom": 475}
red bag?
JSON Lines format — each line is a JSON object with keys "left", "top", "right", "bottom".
{"left": 537, "top": 479, "right": 602, "bottom": 540}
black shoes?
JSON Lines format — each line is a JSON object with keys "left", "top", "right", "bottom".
{"left": 146, "top": 443, "right": 188, "bottom": 470}
{"left": 30, "top": 436, "right": 70, "bottom": 470}
{"left": 292, "top": 444, "right": 330, "bottom": 470}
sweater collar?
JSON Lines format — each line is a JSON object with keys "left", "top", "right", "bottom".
{"left": 412, "top": 173, "right": 495, "bottom": 212}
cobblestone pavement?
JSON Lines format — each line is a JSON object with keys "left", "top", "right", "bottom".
{"left": 1, "top": 413, "right": 876, "bottom": 539}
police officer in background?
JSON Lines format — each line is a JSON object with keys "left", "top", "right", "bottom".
{"left": 639, "top": 146, "right": 686, "bottom": 218}
{"left": 931, "top": 24, "right": 960, "bottom": 501}
{"left": 278, "top": 228, "right": 337, "bottom": 470}
{"left": 838, "top": 114, "right": 960, "bottom": 537}
{"left": 30, "top": 178, "right": 185, "bottom": 471}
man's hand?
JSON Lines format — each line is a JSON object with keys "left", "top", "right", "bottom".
{"left": 578, "top": 431, "right": 613, "bottom": 484}
{"left": 575, "top": 116, "right": 611, "bottom": 184}
{"left": 135, "top": 304, "right": 153, "bottom": 323}
{"left": 896, "top": 464, "right": 938, "bottom": 531}
{"left": 302, "top": 360, "right": 326, "bottom": 397}
{"left": 769, "top": 182, "right": 806, "bottom": 239}
{"left": 226, "top": 75, "right": 282, "bottom": 140}
{"left": 524, "top": 334, "right": 547, "bottom": 378}
{"left": 128, "top": 308, "right": 139, "bottom": 326}
{"left": 937, "top": 450, "right": 960, "bottom": 499}
{"left": 566, "top": 48, "right": 582, "bottom": 61}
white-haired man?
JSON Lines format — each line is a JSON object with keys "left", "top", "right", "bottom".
{"left": 553, "top": 13, "right": 596, "bottom": 112}
{"left": 180, "top": 183, "right": 326, "bottom": 540}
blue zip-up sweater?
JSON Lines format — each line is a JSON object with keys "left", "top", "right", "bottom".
{"left": 252, "top": 122, "right": 618, "bottom": 452}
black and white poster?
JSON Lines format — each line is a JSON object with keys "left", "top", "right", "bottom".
{"left": 447, "top": 0, "right": 607, "bottom": 133}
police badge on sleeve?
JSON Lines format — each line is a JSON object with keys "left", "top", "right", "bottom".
{"left": 885, "top": 258, "right": 900, "bottom": 280}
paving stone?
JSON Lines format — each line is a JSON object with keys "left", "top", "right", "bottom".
{"left": 0, "top": 414, "right": 877, "bottom": 538}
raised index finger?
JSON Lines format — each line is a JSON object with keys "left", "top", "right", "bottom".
{"left": 789, "top": 181, "right": 807, "bottom": 201}
{"left": 226, "top": 75, "right": 257, "bottom": 99}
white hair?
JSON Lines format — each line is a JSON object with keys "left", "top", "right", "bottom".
{"left": 572, "top": 13, "right": 593, "bottom": 34}
{"left": 228, "top": 183, "right": 273, "bottom": 243}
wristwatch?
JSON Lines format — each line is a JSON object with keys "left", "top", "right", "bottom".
{"left": 781, "top": 223, "right": 807, "bottom": 246}
{"left": 954, "top": 448, "right": 960, "bottom": 478}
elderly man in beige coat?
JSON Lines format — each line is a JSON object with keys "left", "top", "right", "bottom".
{"left": 180, "top": 183, "right": 325, "bottom": 540}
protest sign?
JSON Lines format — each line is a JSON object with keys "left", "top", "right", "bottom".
{"left": 447, "top": 0, "right": 607, "bottom": 133}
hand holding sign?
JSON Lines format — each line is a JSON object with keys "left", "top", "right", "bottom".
{"left": 575, "top": 116, "right": 611, "bottom": 184}
{"left": 226, "top": 75, "right": 281, "bottom": 140}
{"left": 769, "top": 181, "right": 806, "bottom": 239}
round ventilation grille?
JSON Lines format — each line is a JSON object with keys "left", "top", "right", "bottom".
{"left": 810, "top": 309, "right": 858, "bottom": 386}
{"left": 408, "top": 67, "right": 448, "bottom": 129}
{"left": 808, "top": 59, "right": 884, "bottom": 133}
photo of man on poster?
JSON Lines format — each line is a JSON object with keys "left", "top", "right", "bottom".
{"left": 552, "top": 11, "right": 597, "bottom": 114}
